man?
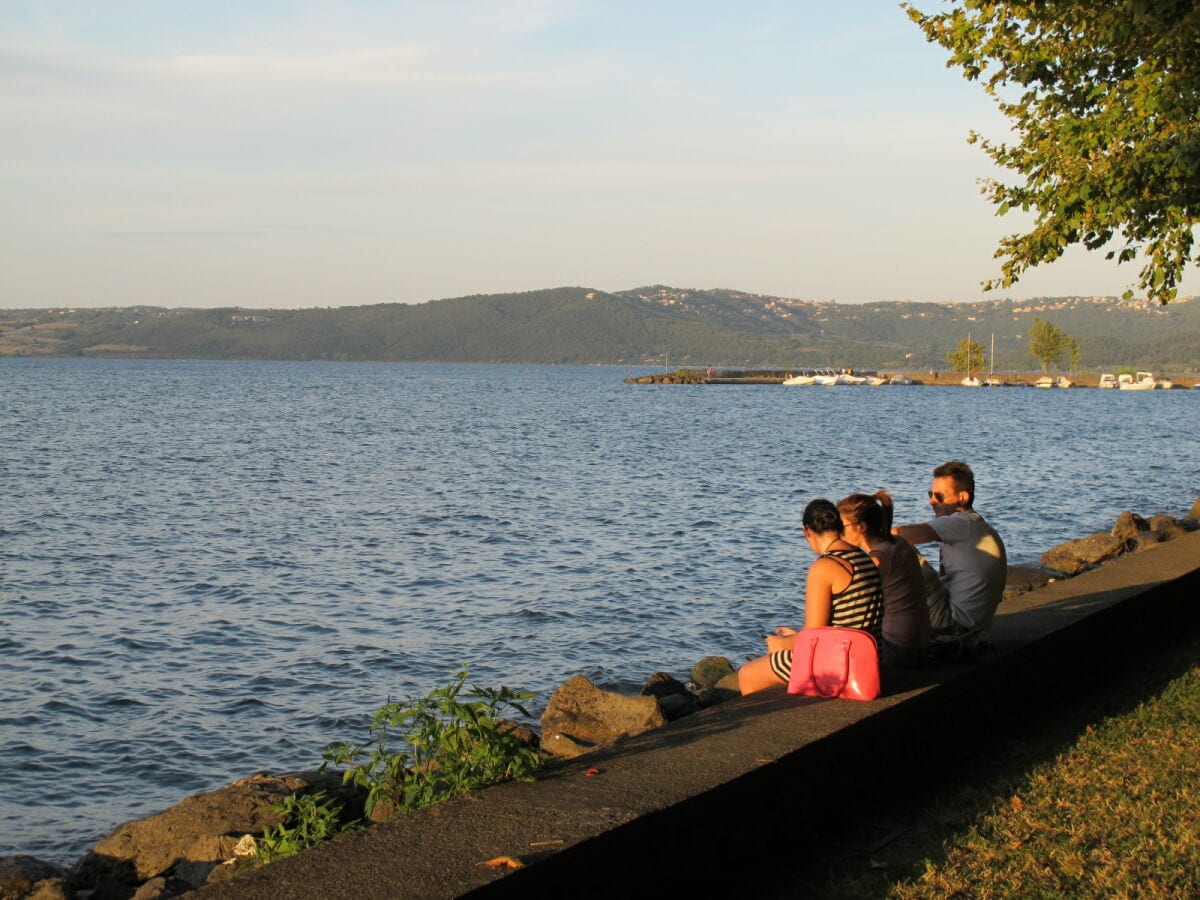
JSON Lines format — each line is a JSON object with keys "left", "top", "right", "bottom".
{"left": 894, "top": 460, "right": 1007, "bottom": 646}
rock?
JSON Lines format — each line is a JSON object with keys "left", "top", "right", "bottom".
{"left": 690, "top": 657, "right": 735, "bottom": 692}
{"left": 710, "top": 671, "right": 741, "bottom": 703}
{"left": 1189, "top": 497, "right": 1200, "bottom": 521}
{"left": 202, "top": 861, "right": 240, "bottom": 887}
{"left": 1127, "top": 531, "right": 1165, "bottom": 553}
{"left": 540, "top": 675, "right": 667, "bottom": 759}
{"left": 73, "top": 771, "right": 348, "bottom": 896}
{"left": 639, "top": 672, "right": 699, "bottom": 721}
{"left": 1002, "top": 564, "right": 1059, "bottom": 601}
{"left": 23, "top": 878, "right": 70, "bottom": 900}
{"left": 1, "top": 857, "right": 67, "bottom": 900}
{"left": 1147, "top": 515, "right": 1189, "bottom": 541}
{"left": 497, "top": 718, "right": 540, "bottom": 749}
{"left": 1039, "top": 533, "right": 1125, "bottom": 575}
{"left": 130, "top": 876, "right": 192, "bottom": 899}
{"left": 1111, "top": 511, "right": 1151, "bottom": 542}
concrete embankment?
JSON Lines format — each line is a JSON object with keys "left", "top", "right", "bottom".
{"left": 199, "top": 531, "right": 1200, "bottom": 900}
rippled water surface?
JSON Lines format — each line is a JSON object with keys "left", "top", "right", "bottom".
{"left": 2, "top": 358, "right": 1197, "bottom": 862}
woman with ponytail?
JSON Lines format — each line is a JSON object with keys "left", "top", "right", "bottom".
{"left": 837, "top": 491, "right": 931, "bottom": 667}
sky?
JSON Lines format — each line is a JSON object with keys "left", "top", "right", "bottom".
{"left": 2, "top": 1, "right": 1190, "bottom": 309}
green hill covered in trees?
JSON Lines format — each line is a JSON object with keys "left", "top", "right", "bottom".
{"left": 2, "top": 286, "right": 1198, "bottom": 372}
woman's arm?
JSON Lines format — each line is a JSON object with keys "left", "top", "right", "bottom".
{"left": 804, "top": 555, "right": 850, "bottom": 628}
{"left": 868, "top": 547, "right": 892, "bottom": 579}
{"left": 764, "top": 626, "right": 797, "bottom": 653}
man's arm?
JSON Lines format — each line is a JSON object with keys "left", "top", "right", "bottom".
{"left": 893, "top": 523, "right": 940, "bottom": 544}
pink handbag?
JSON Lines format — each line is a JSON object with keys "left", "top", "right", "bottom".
{"left": 786, "top": 627, "right": 881, "bottom": 701}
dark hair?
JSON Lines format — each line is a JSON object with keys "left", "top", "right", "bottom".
{"left": 802, "top": 498, "right": 843, "bottom": 535}
{"left": 837, "top": 491, "right": 895, "bottom": 541}
{"left": 933, "top": 460, "right": 975, "bottom": 506}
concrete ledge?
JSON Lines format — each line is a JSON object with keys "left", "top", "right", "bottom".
{"left": 200, "top": 531, "right": 1200, "bottom": 899}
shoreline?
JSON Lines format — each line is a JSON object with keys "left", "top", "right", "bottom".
{"left": 625, "top": 368, "right": 1200, "bottom": 387}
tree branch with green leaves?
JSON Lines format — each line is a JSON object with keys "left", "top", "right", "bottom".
{"left": 904, "top": 0, "right": 1200, "bottom": 304}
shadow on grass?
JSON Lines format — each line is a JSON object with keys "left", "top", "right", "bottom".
{"left": 766, "top": 624, "right": 1200, "bottom": 899}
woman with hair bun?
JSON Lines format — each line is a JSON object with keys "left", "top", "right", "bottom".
{"left": 738, "top": 498, "right": 883, "bottom": 695}
{"left": 837, "top": 491, "right": 930, "bottom": 667}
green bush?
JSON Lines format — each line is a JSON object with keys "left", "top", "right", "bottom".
{"left": 253, "top": 791, "right": 359, "bottom": 864}
{"left": 322, "top": 667, "right": 541, "bottom": 820}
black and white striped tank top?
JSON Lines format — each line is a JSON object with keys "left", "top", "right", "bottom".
{"left": 822, "top": 546, "right": 884, "bottom": 641}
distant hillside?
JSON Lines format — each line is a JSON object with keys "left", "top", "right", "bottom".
{"left": 2, "top": 286, "right": 1198, "bottom": 372}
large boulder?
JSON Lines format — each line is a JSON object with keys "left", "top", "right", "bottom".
{"left": 690, "top": 657, "right": 735, "bottom": 693}
{"left": 1111, "top": 510, "right": 1151, "bottom": 542}
{"left": 1148, "top": 514, "right": 1191, "bottom": 541}
{"left": 540, "top": 675, "right": 667, "bottom": 759}
{"left": 1039, "top": 532, "right": 1125, "bottom": 576}
{"left": 0, "top": 856, "right": 68, "bottom": 900}
{"left": 73, "top": 771, "right": 349, "bottom": 898}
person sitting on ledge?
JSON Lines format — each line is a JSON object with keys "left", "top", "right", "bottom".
{"left": 892, "top": 460, "right": 1007, "bottom": 653}
{"left": 838, "top": 491, "right": 931, "bottom": 668}
{"left": 738, "top": 498, "right": 883, "bottom": 695}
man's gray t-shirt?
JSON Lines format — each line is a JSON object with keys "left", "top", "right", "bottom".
{"left": 925, "top": 510, "right": 1007, "bottom": 633}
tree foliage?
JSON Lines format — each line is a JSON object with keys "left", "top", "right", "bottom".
{"left": 947, "top": 336, "right": 986, "bottom": 375}
{"left": 905, "top": 0, "right": 1200, "bottom": 304}
{"left": 1028, "top": 316, "right": 1076, "bottom": 372}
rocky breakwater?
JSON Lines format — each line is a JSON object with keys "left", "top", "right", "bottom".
{"left": 5, "top": 501, "right": 1197, "bottom": 899}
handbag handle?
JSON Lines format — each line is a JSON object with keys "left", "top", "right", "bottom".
{"left": 807, "top": 635, "right": 851, "bottom": 698}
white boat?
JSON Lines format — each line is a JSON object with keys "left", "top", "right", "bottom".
{"left": 1098, "top": 373, "right": 1117, "bottom": 389}
{"left": 984, "top": 377, "right": 1005, "bottom": 387}
{"left": 864, "top": 376, "right": 887, "bottom": 386}
{"left": 889, "top": 374, "right": 915, "bottom": 385}
{"left": 835, "top": 373, "right": 867, "bottom": 385}
{"left": 1156, "top": 378, "right": 1173, "bottom": 389}
{"left": 812, "top": 370, "right": 840, "bottom": 386}
{"left": 1035, "top": 375, "right": 1072, "bottom": 388}
{"left": 782, "top": 374, "right": 814, "bottom": 386}
{"left": 1118, "top": 371, "right": 1156, "bottom": 390}
{"left": 961, "top": 375, "right": 982, "bottom": 387}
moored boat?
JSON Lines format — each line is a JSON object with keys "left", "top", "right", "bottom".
{"left": 1118, "top": 371, "right": 1156, "bottom": 390}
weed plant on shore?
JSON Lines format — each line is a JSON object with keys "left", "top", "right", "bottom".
{"left": 252, "top": 791, "right": 360, "bottom": 865}
{"left": 322, "top": 666, "right": 541, "bottom": 820}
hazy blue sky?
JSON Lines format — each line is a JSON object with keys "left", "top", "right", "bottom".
{"left": 3, "top": 1, "right": 1187, "bottom": 309}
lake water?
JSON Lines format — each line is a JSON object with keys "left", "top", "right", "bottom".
{"left": 2, "top": 358, "right": 1197, "bottom": 863}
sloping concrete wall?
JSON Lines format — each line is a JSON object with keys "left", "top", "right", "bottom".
{"left": 200, "top": 531, "right": 1200, "bottom": 899}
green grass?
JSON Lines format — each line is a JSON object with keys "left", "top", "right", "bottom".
{"left": 892, "top": 666, "right": 1199, "bottom": 898}
{"left": 773, "top": 630, "right": 1200, "bottom": 898}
